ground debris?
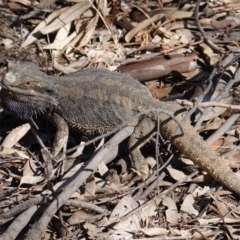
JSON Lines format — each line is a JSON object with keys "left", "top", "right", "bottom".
{"left": 1, "top": 0, "right": 240, "bottom": 239}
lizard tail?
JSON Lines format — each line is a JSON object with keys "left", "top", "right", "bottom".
{"left": 158, "top": 101, "right": 240, "bottom": 196}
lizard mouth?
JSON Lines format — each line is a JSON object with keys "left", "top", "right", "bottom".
{"left": 1, "top": 88, "right": 49, "bottom": 119}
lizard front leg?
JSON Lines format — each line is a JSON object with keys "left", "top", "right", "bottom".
{"left": 128, "top": 117, "right": 156, "bottom": 178}
{"left": 47, "top": 112, "right": 69, "bottom": 156}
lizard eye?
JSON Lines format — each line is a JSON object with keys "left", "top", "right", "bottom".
{"left": 19, "top": 81, "right": 35, "bottom": 88}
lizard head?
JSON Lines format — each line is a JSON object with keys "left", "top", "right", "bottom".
{"left": 1, "top": 62, "right": 59, "bottom": 119}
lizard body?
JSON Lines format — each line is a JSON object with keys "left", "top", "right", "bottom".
{"left": 1, "top": 62, "right": 240, "bottom": 195}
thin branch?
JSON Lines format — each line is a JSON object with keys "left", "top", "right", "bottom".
{"left": 176, "top": 99, "right": 240, "bottom": 110}
{"left": 195, "top": 0, "right": 224, "bottom": 53}
{"left": 206, "top": 113, "right": 240, "bottom": 146}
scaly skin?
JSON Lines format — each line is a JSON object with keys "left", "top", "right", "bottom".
{"left": 1, "top": 62, "right": 240, "bottom": 195}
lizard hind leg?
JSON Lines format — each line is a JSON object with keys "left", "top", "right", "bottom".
{"left": 128, "top": 117, "right": 156, "bottom": 179}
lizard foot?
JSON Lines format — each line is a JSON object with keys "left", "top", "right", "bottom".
{"left": 128, "top": 117, "right": 156, "bottom": 180}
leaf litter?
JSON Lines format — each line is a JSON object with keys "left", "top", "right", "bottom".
{"left": 1, "top": 0, "right": 240, "bottom": 239}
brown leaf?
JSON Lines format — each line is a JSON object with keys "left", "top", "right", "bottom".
{"left": 67, "top": 210, "right": 91, "bottom": 225}
{"left": 211, "top": 16, "right": 240, "bottom": 29}
{"left": 149, "top": 86, "right": 172, "bottom": 99}
{"left": 210, "top": 139, "right": 223, "bottom": 150}
{"left": 7, "top": 2, "right": 27, "bottom": 9}
{"left": 118, "top": 52, "right": 198, "bottom": 82}
{"left": 199, "top": 118, "right": 223, "bottom": 132}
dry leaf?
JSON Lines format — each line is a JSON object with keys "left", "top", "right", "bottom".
{"left": 68, "top": 210, "right": 92, "bottom": 225}
{"left": 125, "top": 13, "right": 164, "bottom": 43}
{"left": 167, "top": 166, "right": 187, "bottom": 181}
{"left": 149, "top": 86, "right": 172, "bottom": 99}
{"left": 53, "top": 59, "right": 77, "bottom": 74}
{"left": 181, "top": 194, "right": 198, "bottom": 216}
{"left": 21, "top": 7, "right": 70, "bottom": 48}
{"left": 44, "top": 23, "right": 71, "bottom": 51}
{"left": 84, "top": 175, "right": 96, "bottom": 197}
{"left": 49, "top": 162, "right": 84, "bottom": 193}
{"left": 199, "top": 118, "right": 223, "bottom": 132}
{"left": 9, "top": 0, "right": 32, "bottom": 6}
{"left": 192, "top": 186, "right": 210, "bottom": 197}
{"left": 162, "top": 196, "right": 179, "bottom": 225}
{"left": 98, "top": 161, "right": 108, "bottom": 176}
{"left": 109, "top": 195, "right": 140, "bottom": 229}
{"left": 41, "top": 2, "right": 91, "bottom": 35}
{"left": 140, "top": 228, "right": 167, "bottom": 236}
{"left": 211, "top": 139, "right": 223, "bottom": 150}
{"left": 19, "top": 175, "right": 45, "bottom": 186}
{"left": 0, "top": 147, "right": 30, "bottom": 159}
{"left": 75, "top": 15, "right": 99, "bottom": 49}
{"left": 23, "top": 158, "right": 38, "bottom": 177}
{"left": 1, "top": 123, "right": 30, "bottom": 148}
